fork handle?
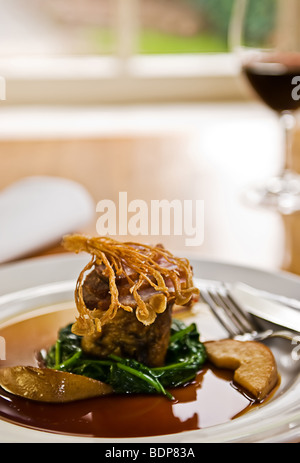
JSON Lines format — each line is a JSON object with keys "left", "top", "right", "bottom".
{"left": 235, "top": 329, "right": 298, "bottom": 342}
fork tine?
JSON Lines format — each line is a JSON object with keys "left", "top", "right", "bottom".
{"left": 200, "top": 282, "right": 297, "bottom": 342}
{"left": 218, "top": 284, "right": 257, "bottom": 333}
{"left": 208, "top": 288, "right": 247, "bottom": 335}
{"left": 200, "top": 288, "right": 241, "bottom": 337}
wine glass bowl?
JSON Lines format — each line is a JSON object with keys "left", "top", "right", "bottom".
{"left": 230, "top": 0, "right": 300, "bottom": 214}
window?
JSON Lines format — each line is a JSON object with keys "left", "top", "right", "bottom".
{"left": 138, "top": 0, "right": 233, "bottom": 54}
{"left": 0, "top": 0, "right": 118, "bottom": 56}
{"left": 0, "top": 0, "right": 252, "bottom": 104}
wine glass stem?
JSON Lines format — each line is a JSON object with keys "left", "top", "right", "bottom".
{"left": 280, "top": 111, "right": 296, "bottom": 173}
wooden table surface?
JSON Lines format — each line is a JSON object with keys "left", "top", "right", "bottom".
{"left": 0, "top": 103, "right": 300, "bottom": 275}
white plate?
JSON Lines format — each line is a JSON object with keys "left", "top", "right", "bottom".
{"left": 0, "top": 254, "right": 299, "bottom": 443}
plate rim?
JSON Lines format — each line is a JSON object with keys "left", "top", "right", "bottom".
{"left": 0, "top": 253, "right": 299, "bottom": 443}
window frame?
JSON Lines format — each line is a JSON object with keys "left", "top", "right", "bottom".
{"left": 1, "top": 53, "right": 247, "bottom": 105}
{"left": 0, "top": 0, "right": 248, "bottom": 105}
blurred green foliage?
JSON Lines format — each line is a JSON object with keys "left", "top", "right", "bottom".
{"left": 188, "top": 0, "right": 275, "bottom": 45}
{"left": 139, "top": 29, "right": 228, "bottom": 54}
{"left": 89, "top": 0, "right": 276, "bottom": 55}
{"left": 242, "top": 0, "right": 275, "bottom": 46}
{"left": 188, "top": 0, "right": 235, "bottom": 40}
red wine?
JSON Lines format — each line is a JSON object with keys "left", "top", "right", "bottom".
{"left": 243, "top": 55, "right": 300, "bottom": 112}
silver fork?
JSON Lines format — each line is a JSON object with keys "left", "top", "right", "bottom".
{"left": 200, "top": 283, "right": 297, "bottom": 342}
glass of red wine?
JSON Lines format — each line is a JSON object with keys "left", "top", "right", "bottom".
{"left": 230, "top": 0, "right": 300, "bottom": 213}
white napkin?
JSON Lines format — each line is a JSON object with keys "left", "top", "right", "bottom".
{"left": 0, "top": 176, "right": 95, "bottom": 263}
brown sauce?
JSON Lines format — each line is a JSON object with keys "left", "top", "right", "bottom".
{"left": 0, "top": 305, "right": 263, "bottom": 439}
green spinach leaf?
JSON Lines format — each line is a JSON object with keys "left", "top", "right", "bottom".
{"left": 42, "top": 318, "right": 206, "bottom": 400}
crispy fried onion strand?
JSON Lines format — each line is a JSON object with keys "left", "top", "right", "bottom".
{"left": 63, "top": 234, "right": 199, "bottom": 336}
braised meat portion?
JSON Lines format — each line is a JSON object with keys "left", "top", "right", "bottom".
{"left": 81, "top": 261, "right": 175, "bottom": 366}
{"left": 81, "top": 298, "right": 172, "bottom": 367}
{"left": 63, "top": 235, "right": 199, "bottom": 367}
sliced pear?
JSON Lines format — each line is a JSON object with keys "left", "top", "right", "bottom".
{"left": 0, "top": 366, "right": 113, "bottom": 403}
{"left": 204, "top": 339, "right": 278, "bottom": 400}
